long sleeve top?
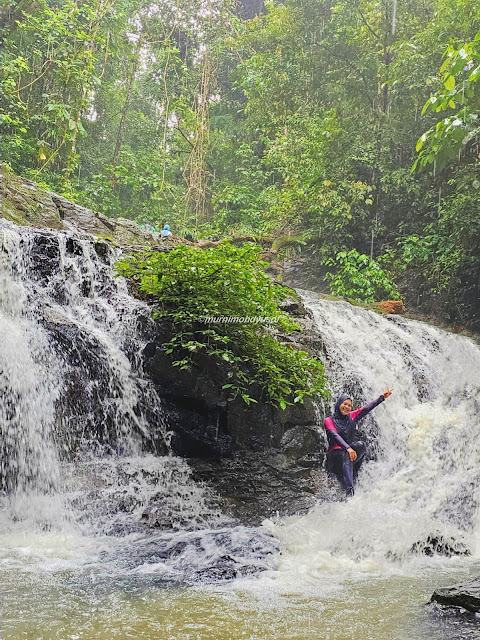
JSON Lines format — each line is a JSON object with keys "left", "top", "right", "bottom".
{"left": 324, "top": 395, "right": 385, "bottom": 454}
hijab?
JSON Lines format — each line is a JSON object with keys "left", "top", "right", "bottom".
{"left": 332, "top": 393, "right": 354, "bottom": 438}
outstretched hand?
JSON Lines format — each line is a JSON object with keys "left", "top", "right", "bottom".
{"left": 383, "top": 387, "right": 393, "bottom": 399}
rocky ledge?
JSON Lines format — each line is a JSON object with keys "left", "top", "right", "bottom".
{"left": 431, "top": 579, "right": 480, "bottom": 614}
{"left": 1, "top": 164, "right": 174, "bottom": 247}
{"left": 188, "top": 451, "right": 344, "bottom": 526}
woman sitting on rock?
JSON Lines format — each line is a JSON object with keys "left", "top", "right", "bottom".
{"left": 324, "top": 388, "right": 392, "bottom": 497}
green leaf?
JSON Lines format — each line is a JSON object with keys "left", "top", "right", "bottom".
{"left": 114, "top": 243, "right": 328, "bottom": 408}
{"left": 416, "top": 134, "right": 427, "bottom": 152}
{"left": 444, "top": 75, "right": 455, "bottom": 91}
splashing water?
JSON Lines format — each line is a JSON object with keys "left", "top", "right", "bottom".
{"left": 0, "top": 220, "right": 274, "bottom": 590}
{"left": 0, "top": 221, "right": 167, "bottom": 500}
{"left": 1, "top": 225, "right": 64, "bottom": 521}
{"left": 0, "top": 222, "right": 213, "bottom": 530}
{"left": 233, "top": 292, "right": 480, "bottom": 605}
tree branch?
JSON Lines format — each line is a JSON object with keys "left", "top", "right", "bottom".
{"left": 355, "top": 4, "right": 380, "bottom": 41}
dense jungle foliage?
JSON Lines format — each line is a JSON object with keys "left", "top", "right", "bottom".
{"left": 116, "top": 242, "right": 328, "bottom": 406}
{"left": 2, "top": 0, "right": 479, "bottom": 326}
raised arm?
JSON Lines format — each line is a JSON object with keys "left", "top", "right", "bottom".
{"left": 350, "top": 388, "right": 393, "bottom": 424}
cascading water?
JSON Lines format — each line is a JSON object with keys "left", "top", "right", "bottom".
{"left": 0, "top": 226, "right": 62, "bottom": 496}
{"left": 0, "top": 220, "right": 169, "bottom": 524}
{"left": 1, "top": 219, "right": 479, "bottom": 639}
{"left": 0, "top": 220, "right": 275, "bottom": 583}
{"left": 284, "top": 291, "right": 480, "bottom": 564}
{"left": 0, "top": 221, "right": 160, "bottom": 495}
{"left": 222, "top": 292, "right": 480, "bottom": 639}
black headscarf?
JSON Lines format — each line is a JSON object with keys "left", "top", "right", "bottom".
{"left": 332, "top": 393, "right": 355, "bottom": 441}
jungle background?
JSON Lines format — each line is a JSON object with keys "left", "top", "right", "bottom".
{"left": 1, "top": 0, "right": 479, "bottom": 327}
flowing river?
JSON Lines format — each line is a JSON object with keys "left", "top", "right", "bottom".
{"left": 1, "top": 221, "right": 479, "bottom": 639}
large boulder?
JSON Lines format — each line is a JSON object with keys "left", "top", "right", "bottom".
{"left": 280, "top": 425, "right": 322, "bottom": 459}
{"left": 188, "top": 451, "right": 330, "bottom": 525}
{"left": 431, "top": 578, "right": 480, "bottom": 613}
{"left": 143, "top": 315, "right": 323, "bottom": 459}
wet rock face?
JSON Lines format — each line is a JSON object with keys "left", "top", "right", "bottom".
{"left": 30, "top": 233, "right": 61, "bottom": 284}
{"left": 188, "top": 451, "right": 329, "bottom": 526}
{"left": 118, "top": 286, "right": 329, "bottom": 524}
{"left": 110, "top": 526, "right": 280, "bottom": 584}
{"left": 1, "top": 166, "right": 163, "bottom": 247}
{"left": 141, "top": 319, "right": 329, "bottom": 525}
{"left": 143, "top": 316, "right": 322, "bottom": 460}
{"left": 431, "top": 578, "right": 480, "bottom": 613}
{"left": 411, "top": 534, "right": 470, "bottom": 558}
{"left": 0, "top": 220, "right": 173, "bottom": 491}
{"left": 47, "top": 319, "right": 167, "bottom": 457}
{"left": 280, "top": 425, "right": 322, "bottom": 459}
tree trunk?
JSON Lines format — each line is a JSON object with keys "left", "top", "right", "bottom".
{"left": 184, "top": 49, "right": 216, "bottom": 230}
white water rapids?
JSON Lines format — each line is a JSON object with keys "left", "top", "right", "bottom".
{"left": 1, "top": 220, "right": 479, "bottom": 639}
{"left": 229, "top": 293, "right": 480, "bottom": 595}
{"left": 284, "top": 291, "right": 480, "bottom": 566}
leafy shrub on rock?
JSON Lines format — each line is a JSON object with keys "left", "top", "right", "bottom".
{"left": 116, "top": 243, "right": 328, "bottom": 408}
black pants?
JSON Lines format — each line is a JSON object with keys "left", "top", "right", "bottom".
{"left": 326, "top": 440, "right": 366, "bottom": 492}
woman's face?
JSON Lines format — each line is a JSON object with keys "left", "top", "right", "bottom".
{"left": 339, "top": 399, "right": 353, "bottom": 415}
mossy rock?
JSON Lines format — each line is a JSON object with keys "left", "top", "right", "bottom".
{"left": 0, "top": 164, "right": 166, "bottom": 248}
{"left": 1, "top": 165, "right": 63, "bottom": 229}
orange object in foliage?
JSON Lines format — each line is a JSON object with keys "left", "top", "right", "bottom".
{"left": 374, "top": 300, "right": 406, "bottom": 314}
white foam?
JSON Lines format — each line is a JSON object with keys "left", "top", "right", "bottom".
{"left": 230, "top": 294, "right": 480, "bottom": 602}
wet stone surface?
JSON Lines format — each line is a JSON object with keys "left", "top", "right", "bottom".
{"left": 431, "top": 578, "right": 480, "bottom": 613}
{"left": 188, "top": 451, "right": 336, "bottom": 526}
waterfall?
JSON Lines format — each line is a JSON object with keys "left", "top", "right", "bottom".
{"left": 247, "top": 291, "right": 480, "bottom": 600}
{"left": 0, "top": 221, "right": 209, "bottom": 530}
{"left": 0, "top": 224, "right": 63, "bottom": 496}
{"left": 0, "top": 220, "right": 276, "bottom": 583}
{"left": 2, "top": 221, "right": 480, "bottom": 638}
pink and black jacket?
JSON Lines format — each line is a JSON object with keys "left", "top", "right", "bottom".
{"left": 324, "top": 394, "right": 385, "bottom": 455}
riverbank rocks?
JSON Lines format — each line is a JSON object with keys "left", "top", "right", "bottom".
{"left": 431, "top": 578, "right": 480, "bottom": 613}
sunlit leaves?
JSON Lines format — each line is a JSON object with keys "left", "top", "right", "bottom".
{"left": 414, "top": 33, "right": 480, "bottom": 172}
